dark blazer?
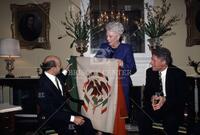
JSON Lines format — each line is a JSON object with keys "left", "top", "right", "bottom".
{"left": 37, "top": 73, "right": 72, "bottom": 124}
{"left": 143, "top": 65, "right": 187, "bottom": 116}
{"left": 37, "top": 73, "right": 95, "bottom": 135}
{"left": 95, "top": 42, "right": 137, "bottom": 87}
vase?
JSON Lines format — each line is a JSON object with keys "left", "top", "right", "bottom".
{"left": 75, "top": 40, "right": 88, "bottom": 56}
{"left": 147, "top": 37, "right": 162, "bottom": 50}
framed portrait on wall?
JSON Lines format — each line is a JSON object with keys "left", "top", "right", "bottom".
{"left": 10, "top": 2, "right": 50, "bottom": 49}
{"left": 185, "top": 0, "right": 200, "bottom": 46}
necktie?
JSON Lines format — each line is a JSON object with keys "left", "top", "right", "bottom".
{"left": 158, "top": 72, "right": 164, "bottom": 96}
{"left": 153, "top": 72, "right": 164, "bottom": 104}
{"left": 55, "top": 77, "right": 63, "bottom": 95}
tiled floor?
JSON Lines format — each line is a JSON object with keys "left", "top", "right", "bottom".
{"left": 16, "top": 120, "right": 188, "bottom": 135}
{"left": 16, "top": 124, "right": 139, "bottom": 135}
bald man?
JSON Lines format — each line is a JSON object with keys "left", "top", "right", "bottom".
{"left": 37, "top": 55, "right": 95, "bottom": 135}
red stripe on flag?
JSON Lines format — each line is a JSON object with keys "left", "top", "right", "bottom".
{"left": 113, "top": 67, "right": 128, "bottom": 135}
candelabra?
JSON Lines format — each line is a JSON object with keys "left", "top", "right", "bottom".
{"left": 97, "top": 10, "right": 128, "bottom": 25}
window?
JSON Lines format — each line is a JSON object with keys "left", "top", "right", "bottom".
{"left": 90, "top": 0, "right": 144, "bottom": 54}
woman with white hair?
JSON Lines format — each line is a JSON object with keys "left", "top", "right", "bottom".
{"left": 96, "top": 21, "right": 137, "bottom": 116}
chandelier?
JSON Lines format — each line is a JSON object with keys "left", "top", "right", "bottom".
{"left": 97, "top": 10, "right": 128, "bottom": 25}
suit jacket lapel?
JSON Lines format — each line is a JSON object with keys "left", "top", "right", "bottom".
{"left": 45, "top": 75, "right": 63, "bottom": 96}
{"left": 165, "top": 68, "right": 170, "bottom": 97}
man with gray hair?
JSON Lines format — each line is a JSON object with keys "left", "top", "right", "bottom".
{"left": 137, "top": 47, "right": 187, "bottom": 135}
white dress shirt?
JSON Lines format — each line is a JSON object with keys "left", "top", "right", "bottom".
{"left": 44, "top": 71, "right": 63, "bottom": 96}
{"left": 160, "top": 67, "right": 168, "bottom": 97}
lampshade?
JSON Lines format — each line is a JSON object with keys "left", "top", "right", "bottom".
{"left": 0, "top": 38, "right": 21, "bottom": 58}
{"left": 0, "top": 38, "right": 21, "bottom": 78}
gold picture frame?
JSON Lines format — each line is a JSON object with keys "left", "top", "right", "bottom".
{"left": 185, "top": 0, "right": 200, "bottom": 46}
{"left": 10, "top": 2, "right": 50, "bottom": 49}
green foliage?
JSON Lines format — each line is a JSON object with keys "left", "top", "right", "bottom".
{"left": 137, "top": 0, "right": 180, "bottom": 38}
{"left": 59, "top": 1, "right": 102, "bottom": 48}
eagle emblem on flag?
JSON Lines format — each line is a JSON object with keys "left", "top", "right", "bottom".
{"left": 82, "top": 72, "right": 111, "bottom": 114}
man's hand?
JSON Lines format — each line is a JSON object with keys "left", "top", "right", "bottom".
{"left": 65, "top": 63, "right": 72, "bottom": 71}
{"left": 73, "top": 116, "right": 85, "bottom": 125}
{"left": 151, "top": 95, "right": 166, "bottom": 111}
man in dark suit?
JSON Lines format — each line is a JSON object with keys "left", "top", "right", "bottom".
{"left": 137, "top": 47, "right": 187, "bottom": 135}
{"left": 37, "top": 55, "right": 95, "bottom": 135}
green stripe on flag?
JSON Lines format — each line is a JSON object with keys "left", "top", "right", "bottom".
{"left": 68, "top": 56, "right": 79, "bottom": 112}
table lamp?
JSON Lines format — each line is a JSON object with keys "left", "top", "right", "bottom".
{"left": 0, "top": 38, "right": 21, "bottom": 78}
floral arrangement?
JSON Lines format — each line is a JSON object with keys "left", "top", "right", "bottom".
{"left": 58, "top": 0, "right": 102, "bottom": 48}
{"left": 188, "top": 56, "right": 198, "bottom": 68}
{"left": 188, "top": 56, "right": 200, "bottom": 75}
{"left": 136, "top": 0, "right": 180, "bottom": 38}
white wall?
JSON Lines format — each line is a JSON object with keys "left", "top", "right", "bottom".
{"left": 0, "top": 0, "right": 200, "bottom": 81}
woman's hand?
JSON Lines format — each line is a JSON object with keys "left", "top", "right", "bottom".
{"left": 117, "top": 59, "right": 123, "bottom": 67}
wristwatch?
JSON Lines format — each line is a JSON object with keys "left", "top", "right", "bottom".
{"left": 195, "top": 62, "right": 200, "bottom": 75}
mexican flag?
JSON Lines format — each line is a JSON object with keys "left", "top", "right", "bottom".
{"left": 69, "top": 56, "right": 127, "bottom": 134}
